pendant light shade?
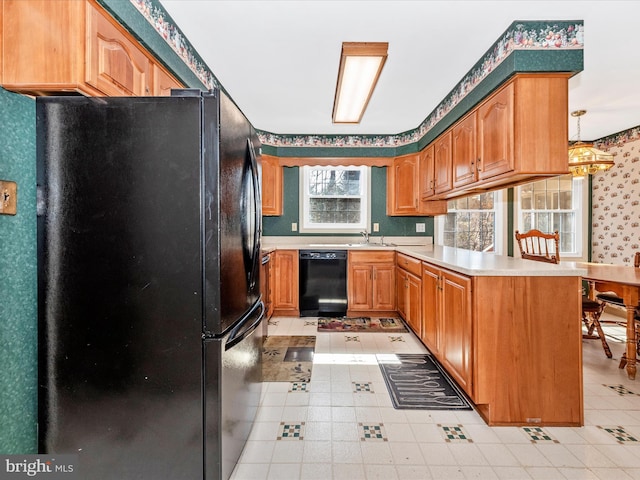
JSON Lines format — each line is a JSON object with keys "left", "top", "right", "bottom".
{"left": 568, "top": 110, "right": 614, "bottom": 176}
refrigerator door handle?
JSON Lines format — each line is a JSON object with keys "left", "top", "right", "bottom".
{"left": 241, "top": 139, "right": 262, "bottom": 291}
{"left": 247, "top": 139, "right": 262, "bottom": 290}
{"left": 225, "top": 299, "right": 264, "bottom": 350}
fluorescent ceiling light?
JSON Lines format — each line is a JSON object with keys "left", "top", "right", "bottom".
{"left": 332, "top": 42, "right": 388, "bottom": 124}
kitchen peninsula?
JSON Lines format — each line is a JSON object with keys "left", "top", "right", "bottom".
{"left": 263, "top": 238, "right": 587, "bottom": 427}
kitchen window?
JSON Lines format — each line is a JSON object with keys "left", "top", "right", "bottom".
{"left": 439, "top": 192, "right": 502, "bottom": 253}
{"left": 516, "top": 174, "right": 585, "bottom": 258}
{"left": 299, "top": 165, "right": 370, "bottom": 233}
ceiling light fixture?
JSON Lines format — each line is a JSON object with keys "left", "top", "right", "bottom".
{"left": 332, "top": 42, "right": 388, "bottom": 124}
{"left": 568, "top": 109, "right": 615, "bottom": 176}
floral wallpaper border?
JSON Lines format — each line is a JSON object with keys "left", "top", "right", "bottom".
{"left": 596, "top": 125, "right": 640, "bottom": 150}
{"left": 129, "top": 1, "right": 583, "bottom": 149}
{"left": 260, "top": 21, "right": 584, "bottom": 149}
{"left": 130, "top": 0, "right": 220, "bottom": 91}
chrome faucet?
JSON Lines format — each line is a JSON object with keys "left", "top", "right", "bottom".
{"left": 360, "top": 230, "right": 369, "bottom": 244}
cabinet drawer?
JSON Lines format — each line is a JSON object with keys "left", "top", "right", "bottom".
{"left": 396, "top": 253, "right": 422, "bottom": 276}
{"left": 349, "top": 250, "right": 395, "bottom": 264}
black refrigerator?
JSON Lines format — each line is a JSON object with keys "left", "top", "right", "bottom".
{"left": 36, "top": 89, "right": 264, "bottom": 480}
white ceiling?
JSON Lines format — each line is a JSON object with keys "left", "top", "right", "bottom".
{"left": 158, "top": 0, "right": 640, "bottom": 142}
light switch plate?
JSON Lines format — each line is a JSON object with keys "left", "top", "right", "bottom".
{"left": 373, "top": 223, "right": 379, "bottom": 232}
{"left": 416, "top": 222, "right": 426, "bottom": 233}
{"left": 291, "top": 222, "right": 298, "bottom": 232}
{"left": 0, "top": 180, "right": 17, "bottom": 215}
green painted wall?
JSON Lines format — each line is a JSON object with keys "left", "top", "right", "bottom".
{"left": 262, "top": 166, "right": 435, "bottom": 237}
{"left": 0, "top": 88, "right": 37, "bottom": 453}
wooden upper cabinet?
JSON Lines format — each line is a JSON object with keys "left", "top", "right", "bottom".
{"left": 387, "top": 153, "right": 420, "bottom": 215}
{"left": 512, "top": 74, "right": 569, "bottom": 176}
{"left": 153, "top": 62, "right": 183, "bottom": 96}
{"left": 434, "top": 130, "right": 453, "bottom": 195}
{"left": 86, "top": 2, "right": 151, "bottom": 96}
{"left": 477, "top": 81, "right": 514, "bottom": 180}
{"left": 1, "top": 0, "right": 86, "bottom": 94}
{"left": 420, "top": 73, "right": 569, "bottom": 200}
{"left": 0, "top": 0, "right": 183, "bottom": 96}
{"left": 452, "top": 111, "right": 478, "bottom": 188}
{"left": 261, "top": 155, "right": 283, "bottom": 216}
{"left": 420, "top": 144, "right": 436, "bottom": 199}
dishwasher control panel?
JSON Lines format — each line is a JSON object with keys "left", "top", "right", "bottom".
{"left": 299, "top": 250, "right": 347, "bottom": 260}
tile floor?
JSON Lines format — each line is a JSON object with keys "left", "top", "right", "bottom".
{"left": 231, "top": 313, "right": 640, "bottom": 480}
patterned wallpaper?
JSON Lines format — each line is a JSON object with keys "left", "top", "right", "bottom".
{"left": 591, "top": 127, "right": 640, "bottom": 265}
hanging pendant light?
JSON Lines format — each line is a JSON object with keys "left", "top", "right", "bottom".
{"left": 568, "top": 110, "right": 615, "bottom": 176}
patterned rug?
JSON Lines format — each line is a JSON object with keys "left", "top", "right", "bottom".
{"left": 317, "top": 316, "right": 408, "bottom": 333}
{"left": 377, "top": 353, "right": 473, "bottom": 410}
{"left": 262, "top": 335, "right": 315, "bottom": 382}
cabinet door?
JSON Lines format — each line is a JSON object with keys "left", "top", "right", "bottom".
{"left": 261, "top": 155, "right": 283, "bottom": 216}
{"left": 395, "top": 268, "right": 407, "bottom": 320}
{"left": 452, "top": 112, "right": 478, "bottom": 188}
{"left": 434, "top": 130, "right": 453, "bottom": 194}
{"left": 477, "top": 82, "right": 514, "bottom": 180}
{"left": 406, "top": 272, "right": 422, "bottom": 337}
{"left": 349, "top": 264, "right": 373, "bottom": 310}
{"left": 153, "top": 63, "right": 183, "bottom": 96}
{"left": 260, "top": 255, "right": 272, "bottom": 319}
{"left": 420, "top": 144, "right": 436, "bottom": 199}
{"left": 387, "top": 154, "right": 420, "bottom": 215}
{"left": 86, "top": 2, "right": 151, "bottom": 96}
{"left": 273, "top": 250, "right": 299, "bottom": 311}
{"left": 421, "top": 263, "right": 440, "bottom": 354}
{"left": 1, "top": 0, "right": 88, "bottom": 94}
{"left": 372, "top": 265, "right": 395, "bottom": 311}
{"left": 440, "top": 269, "right": 473, "bottom": 393}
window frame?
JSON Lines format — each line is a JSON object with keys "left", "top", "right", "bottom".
{"left": 435, "top": 190, "right": 506, "bottom": 255}
{"left": 298, "top": 165, "right": 371, "bottom": 234}
{"left": 515, "top": 175, "right": 587, "bottom": 260}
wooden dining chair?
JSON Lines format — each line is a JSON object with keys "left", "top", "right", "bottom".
{"left": 515, "top": 229, "right": 612, "bottom": 357}
{"left": 514, "top": 229, "right": 560, "bottom": 264}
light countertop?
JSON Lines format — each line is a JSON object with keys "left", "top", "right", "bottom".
{"left": 261, "top": 237, "right": 586, "bottom": 277}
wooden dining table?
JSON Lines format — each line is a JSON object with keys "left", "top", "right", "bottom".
{"left": 577, "top": 262, "right": 640, "bottom": 379}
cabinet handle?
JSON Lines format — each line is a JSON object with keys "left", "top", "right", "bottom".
{"left": 476, "top": 158, "right": 482, "bottom": 172}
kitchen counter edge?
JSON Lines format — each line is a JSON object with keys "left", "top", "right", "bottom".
{"left": 261, "top": 243, "right": 586, "bottom": 277}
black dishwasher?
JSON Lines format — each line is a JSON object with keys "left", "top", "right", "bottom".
{"left": 299, "top": 250, "right": 348, "bottom": 317}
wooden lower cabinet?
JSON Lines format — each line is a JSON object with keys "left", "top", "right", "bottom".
{"left": 419, "top": 258, "right": 583, "bottom": 426}
{"left": 472, "top": 275, "right": 583, "bottom": 426}
{"left": 420, "top": 262, "right": 472, "bottom": 392}
{"left": 396, "top": 266, "right": 422, "bottom": 337}
{"left": 260, "top": 252, "right": 274, "bottom": 320}
{"left": 420, "top": 262, "right": 440, "bottom": 355}
{"left": 272, "top": 250, "right": 299, "bottom": 316}
{"left": 440, "top": 269, "right": 472, "bottom": 393}
{"left": 347, "top": 251, "right": 395, "bottom": 316}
